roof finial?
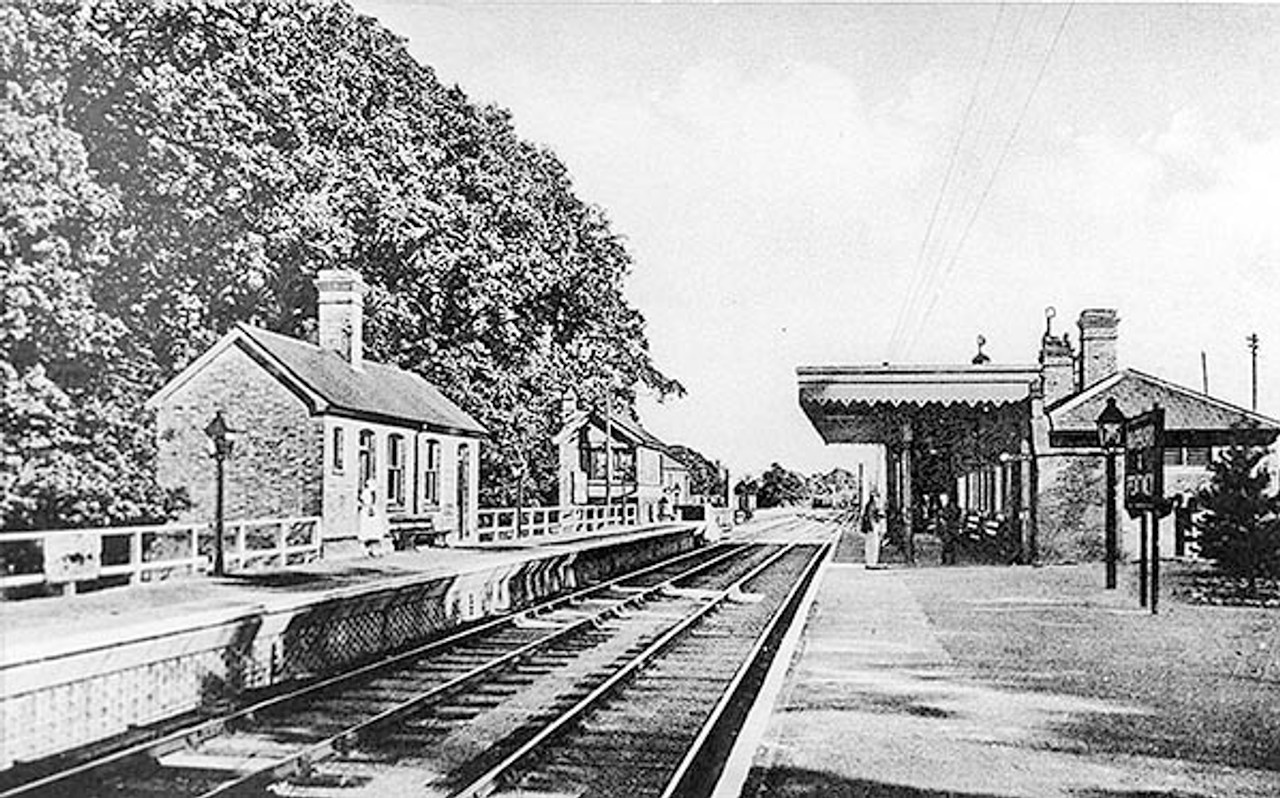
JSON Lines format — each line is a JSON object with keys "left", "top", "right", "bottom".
{"left": 1044, "top": 306, "right": 1056, "bottom": 338}
{"left": 972, "top": 334, "right": 990, "bottom": 365}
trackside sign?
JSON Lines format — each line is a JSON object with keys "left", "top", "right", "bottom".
{"left": 1123, "top": 406, "right": 1164, "bottom": 517}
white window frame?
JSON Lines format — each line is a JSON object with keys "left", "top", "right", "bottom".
{"left": 422, "top": 438, "right": 441, "bottom": 507}
{"left": 331, "top": 426, "right": 345, "bottom": 474}
{"left": 387, "top": 433, "right": 407, "bottom": 509}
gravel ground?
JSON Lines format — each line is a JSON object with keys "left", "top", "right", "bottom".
{"left": 737, "top": 537, "right": 1280, "bottom": 798}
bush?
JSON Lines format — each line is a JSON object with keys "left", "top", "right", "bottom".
{"left": 1194, "top": 444, "right": 1280, "bottom": 593}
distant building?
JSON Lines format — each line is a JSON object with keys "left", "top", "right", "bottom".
{"left": 147, "top": 270, "right": 486, "bottom": 551}
{"left": 798, "top": 308, "right": 1280, "bottom": 563}
{"left": 554, "top": 392, "right": 690, "bottom": 524}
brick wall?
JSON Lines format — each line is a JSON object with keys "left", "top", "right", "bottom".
{"left": 155, "top": 344, "right": 323, "bottom": 527}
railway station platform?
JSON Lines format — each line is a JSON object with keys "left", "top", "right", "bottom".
{"left": 720, "top": 528, "right": 1280, "bottom": 798}
{"left": 0, "top": 522, "right": 702, "bottom": 771}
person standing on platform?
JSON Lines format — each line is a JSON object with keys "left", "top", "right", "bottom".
{"left": 358, "top": 479, "right": 390, "bottom": 556}
{"left": 940, "top": 493, "right": 961, "bottom": 565}
{"left": 862, "top": 490, "right": 884, "bottom": 569}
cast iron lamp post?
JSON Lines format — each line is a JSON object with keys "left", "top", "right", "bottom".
{"left": 204, "top": 411, "right": 238, "bottom": 577}
{"left": 1096, "top": 397, "right": 1126, "bottom": 589}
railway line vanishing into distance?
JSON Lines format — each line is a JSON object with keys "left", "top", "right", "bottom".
{"left": 3, "top": 515, "right": 835, "bottom": 798}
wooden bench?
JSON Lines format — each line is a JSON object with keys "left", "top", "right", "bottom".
{"left": 390, "top": 516, "right": 447, "bottom": 550}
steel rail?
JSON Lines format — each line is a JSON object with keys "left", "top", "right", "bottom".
{"left": 0, "top": 535, "right": 744, "bottom": 798}
{"left": 449, "top": 540, "right": 812, "bottom": 798}
{"left": 194, "top": 543, "right": 756, "bottom": 796}
{"left": 659, "top": 533, "right": 835, "bottom": 798}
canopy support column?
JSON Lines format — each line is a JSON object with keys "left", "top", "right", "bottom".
{"left": 901, "top": 417, "right": 915, "bottom": 565}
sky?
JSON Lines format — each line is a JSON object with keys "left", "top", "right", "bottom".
{"left": 354, "top": 1, "right": 1280, "bottom": 480}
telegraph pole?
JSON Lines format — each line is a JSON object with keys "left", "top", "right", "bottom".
{"left": 1247, "top": 333, "right": 1259, "bottom": 411}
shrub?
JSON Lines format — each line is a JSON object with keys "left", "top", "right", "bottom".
{"left": 1194, "top": 444, "right": 1280, "bottom": 593}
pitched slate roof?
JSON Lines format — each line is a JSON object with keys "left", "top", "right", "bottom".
{"left": 1046, "top": 368, "right": 1279, "bottom": 448}
{"left": 149, "top": 324, "right": 486, "bottom": 437}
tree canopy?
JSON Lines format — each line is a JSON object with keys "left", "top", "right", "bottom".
{"left": 665, "top": 444, "right": 726, "bottom": 502}
{"left": 756, "top": 462, "right": 809, "bottom": 508}
{"left": 1, "top": 0, "right": 681, "bottom": 527}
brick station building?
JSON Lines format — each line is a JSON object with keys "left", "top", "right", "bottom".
{"left": 148, "top": 270, "right": 486, "bottom": 550}
{"left": 797, "top": 309, "right": 1280, "bottom": 563}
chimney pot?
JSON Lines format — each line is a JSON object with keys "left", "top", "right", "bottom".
{"left": 316, "top": 269, "right": 366, "bottom": 370}
{"left": 1077, "top": 308, "right": 1119, "bottom": 390}
{"left": 1040, "top": 329, "right": 1075, "bottom": 405}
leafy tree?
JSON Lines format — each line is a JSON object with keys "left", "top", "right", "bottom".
{"left": 666, "top": 444, "right": 726, "bottom": 502}
{"left": 0, "top": 25, "right": 186, "bottom": 528}
{"left": 1, "top": 0, "right": 680, "bottom": 523}
{"left": 807, "top": 467, "right": 861, "bottom": 508}
{"left": 1195, "top": 444, "right": 1280, "bottom": 592}
{"left": 757, "top": 462, "right": 809, "bottom": 509}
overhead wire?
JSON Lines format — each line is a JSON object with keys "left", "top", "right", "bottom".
{"left": 894, "top": 4, "right": 1030, "bottom": 359}
{"left": 904, "top": 2, "right": 1036, "bottom": 349}
{"left": 903, "top": 3, "right": 1074, "bottom": 358}
{"left": 885, "top": 4, "right": 1006, "bottom": 359}
{"left": 887, "top": 4, "right": 1028, "bottom": 360}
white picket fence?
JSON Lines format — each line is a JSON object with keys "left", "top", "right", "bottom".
{"left": 0, "top": 515, "right": 322, "bottom": 594}
{"left": 475, "top": 503, "right": 639, "bottom": 544}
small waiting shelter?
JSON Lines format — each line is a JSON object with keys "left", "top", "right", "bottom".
{"left": 555, "top": 392, "right": 691, "bottom": 524}
{"left": 798, "top": 309, "right": 1280, "bottom": 563}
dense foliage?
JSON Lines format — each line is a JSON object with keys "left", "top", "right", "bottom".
{"left": 1, "top": 1, "right": 680, "bottom": 527}
{"left": 1195, "top": 444, "right": 1280, "bottom": 591}
{"left": 808, "top": 467, "right": 861, "bottom": 507}
{"left": 755, "top": 462, "right": 809, "bottom": 509}
{"left": 665, "top": 444, "right": 725, "bottom": 502}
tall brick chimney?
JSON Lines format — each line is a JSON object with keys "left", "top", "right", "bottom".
{"left": 1039, "top": 307, "right": 1075, "bottom": 405}
{"left": 1076, "top": 308, "right": 1119, "bottom": 389}
{"left": 316, "top": 269, "right": 366, "bottom": 371}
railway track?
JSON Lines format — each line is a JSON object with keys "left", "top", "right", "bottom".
{"left": 4, "top": 519, "right": 833, "bottom": 798}
{"left": 455, "top": 542, "right": 827, "bottom": 798}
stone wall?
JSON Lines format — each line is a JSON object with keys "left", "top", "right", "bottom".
{"left": 1036, "top": 452, "right": 1197, "bottom": 564}
{"left": 1036, "top": 453, "right": 1108, "bottom": 563}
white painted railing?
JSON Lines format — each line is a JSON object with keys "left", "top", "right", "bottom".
{"left": 0, "top": 516, "right": 322, "bottom": 594}
{"left": 475, "top": 503, "right": 639, "bottom": 544}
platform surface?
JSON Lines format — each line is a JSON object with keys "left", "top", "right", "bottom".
{"left": 728, "top": 530, "right": 1280, "bottom": 798}
{"left": 0, "top": 522, "right": 694, "bottom": 665}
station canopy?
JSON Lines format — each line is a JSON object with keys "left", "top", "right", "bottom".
{"left": 797, "top": 364, "right": 1042, "bottom": 445}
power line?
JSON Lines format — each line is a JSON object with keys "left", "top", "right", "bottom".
{"left": 897, "top": 5, "right": 1031, "bottom": 357}
{"left": 889, "top": 4, "right": 1031, "bottom": 360}
{"left": 886, "top": 4, "right": 1006, "bottom": 359}
{"left": 904, "top": 4, "right": 1073, "bottom": 358}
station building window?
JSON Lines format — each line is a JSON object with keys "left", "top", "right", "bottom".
{"left": 331, "top": 427, "right": 345, "bottom": 474}
{"left": 358, "top": 430, "right": 376, "bottom": 488}
{"left": 1163, "top": 446, "right": 1211, "bottom": 467}
{"left": 614, "top": 449, "right": 637, "bottom": 482}
{"left": 582, "top": 446, "right": 605, "bottom": 480}
{"left": 422, "top": 438, "right": 440, "bottom": 506}
{"left": 581, "top": 446, "right": 637, "bottom": 481}
{"left": 388, "top": 433, "right": 406, "bottom": 509}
